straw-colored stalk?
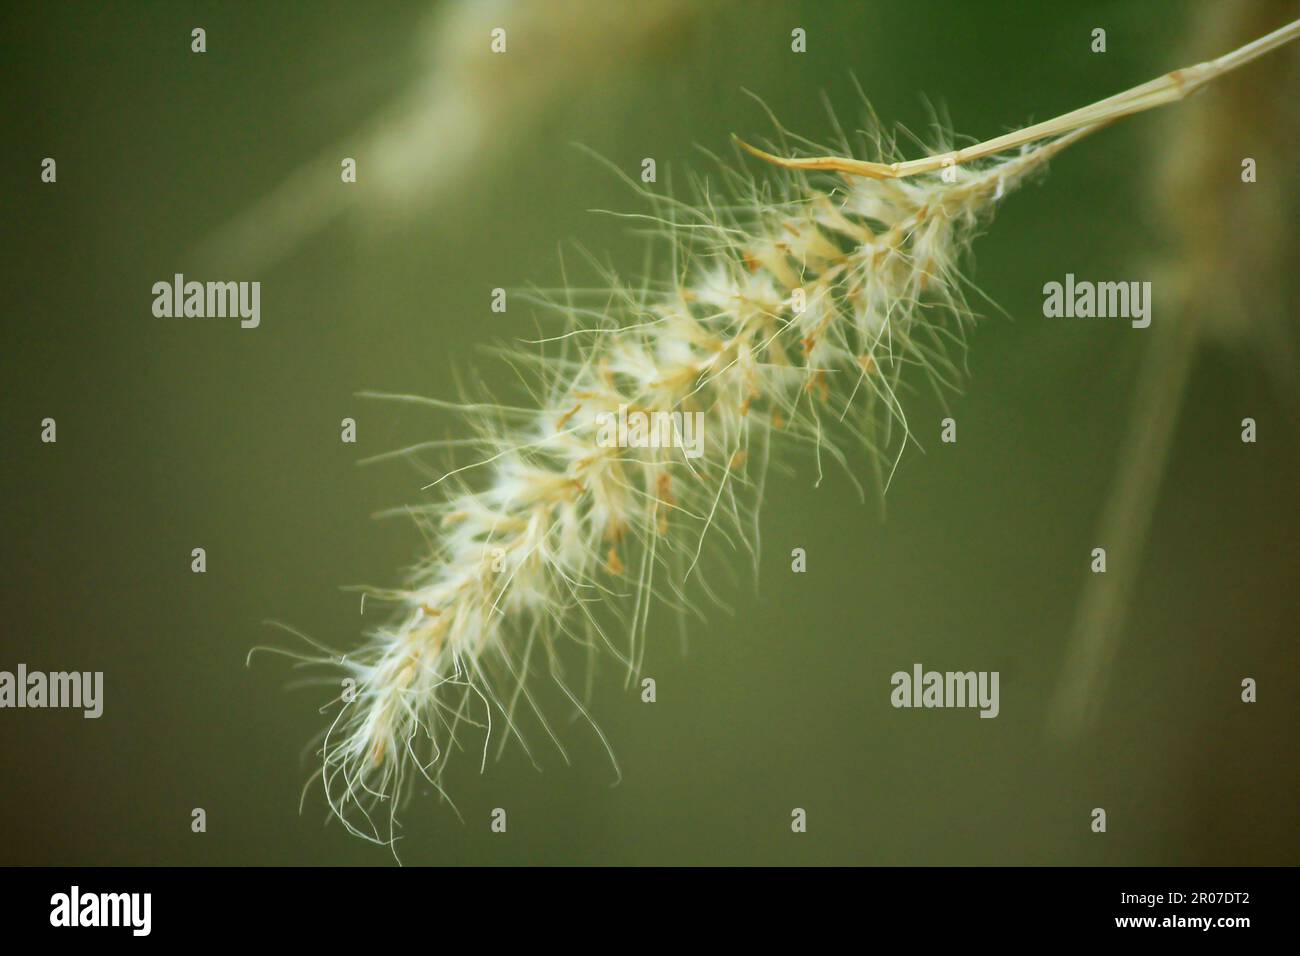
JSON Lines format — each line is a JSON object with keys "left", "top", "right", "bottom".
{"left": 293, "top": 19, "right": 1299, "bottom": 846}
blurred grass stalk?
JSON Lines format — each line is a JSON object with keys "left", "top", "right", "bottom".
{"left": 196, "top": 0, "right": 705, "bottom": 273}
{"left": 1049, "top": 0, "right": 1300, "bottom": 738}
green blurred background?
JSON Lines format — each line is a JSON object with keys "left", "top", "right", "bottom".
{"left": 2, "top": 0, "right": 1296, "bottom": 865}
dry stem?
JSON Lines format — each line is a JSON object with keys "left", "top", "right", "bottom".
{"left": 737, "top": 18, "right": 1300, "bottom": 179}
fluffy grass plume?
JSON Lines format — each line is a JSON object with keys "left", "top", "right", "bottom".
{"left": 281, "top": 19, "right": 1299, "bottom": 846}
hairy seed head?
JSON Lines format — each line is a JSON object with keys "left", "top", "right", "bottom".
{"left": 309, "top": 112, "right": 1084, "bottom": 844}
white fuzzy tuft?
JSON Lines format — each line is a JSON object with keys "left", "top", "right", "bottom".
{"left": 311, "top": 117, "right": 1081, "bottom": 846}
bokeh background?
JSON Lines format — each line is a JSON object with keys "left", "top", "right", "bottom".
{"left": 2, "top": 0, "right": 1296, "bottom": 865}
